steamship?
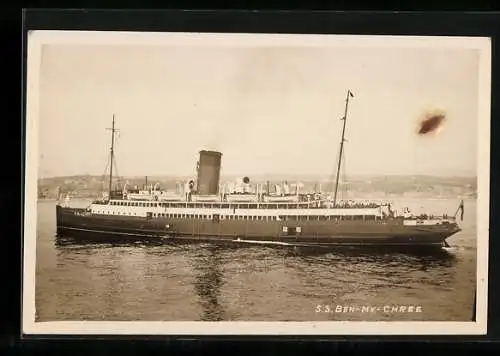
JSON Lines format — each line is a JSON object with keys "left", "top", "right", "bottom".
{"left": 55, "top": 91, "right": 463, "bottom": 249}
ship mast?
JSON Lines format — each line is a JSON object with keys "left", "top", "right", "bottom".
{"left": 333, "top": 89, "right": 354, "bottom": 206}
{"left": 106, "top": 114, "right": 118, "bottom": 199}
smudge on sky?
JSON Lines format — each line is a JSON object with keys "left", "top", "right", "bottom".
{"left": 417, "top": 110, "right": 447, "bottom": 135}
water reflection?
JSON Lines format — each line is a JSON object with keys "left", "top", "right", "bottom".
{"left": 54, "top": 235, "right": 166, "bottom": 248}
{"left": 191, "top": 245, "right": 226, "bottom": 321}
{"left": 50, "top": 236, "right": 470, "bottom": 322}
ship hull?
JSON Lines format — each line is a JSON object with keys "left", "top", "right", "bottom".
{"left": 55, "top": 206, "right": 460, "bottom": 249}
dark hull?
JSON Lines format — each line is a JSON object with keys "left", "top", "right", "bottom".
{"left": 55, "top": 206, "right": 461, "bottom": 249}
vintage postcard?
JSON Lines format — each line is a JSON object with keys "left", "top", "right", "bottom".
{"left": 23, "top": 31, "right": 491, "bottom": 335}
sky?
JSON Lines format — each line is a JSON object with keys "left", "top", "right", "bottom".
{"left": 36, "top": 36, "right": 481, "bottom": 179}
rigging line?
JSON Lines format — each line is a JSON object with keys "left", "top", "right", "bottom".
{"left": 332, "top": 144, "right": 346, "bottom": 199}
{"left": 113, "top": 157, "right": 120, "bottom": 186}
{"left": 331, "top": 147, "right": 342, "bottom": 195}
{"left": 112, "top": 133, "right": 121, "bottom": 183}
{"left": 341, "top": 148, "right": 347, "bottom": 199}
{"left": 101, "top": 155, "right": 110, "bottom": 191}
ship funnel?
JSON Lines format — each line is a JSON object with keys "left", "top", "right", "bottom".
{"left": 196, "top": 150, "right": 223, "bottom": 195}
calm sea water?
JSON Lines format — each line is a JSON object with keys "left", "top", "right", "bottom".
{"left": 34, "top": 198, "right": 477, "bottom": 322}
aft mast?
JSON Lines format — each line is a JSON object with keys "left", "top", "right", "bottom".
{"left": 106, "top": 114, "right": 119, "bottom": 200}
{"left": 333, "top": 89, "right": 354, "bottom": 207}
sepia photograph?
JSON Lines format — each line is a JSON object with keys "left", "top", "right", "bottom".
{"left": 23, "top": 31, "right": 491, "bottom": 335}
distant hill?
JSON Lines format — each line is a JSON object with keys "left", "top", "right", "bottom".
{"left": 37, "top": 174, "right": 477, "bottom": 200}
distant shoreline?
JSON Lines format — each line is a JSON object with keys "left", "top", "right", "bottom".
{"left": 36, "top": 196, "right": 476, "bottom": 202}
{"left": 36, "top": 174, "right": 477, "bottom": 202}
{"left": 38, "top": 174, "right": 478, "bottom": 181}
